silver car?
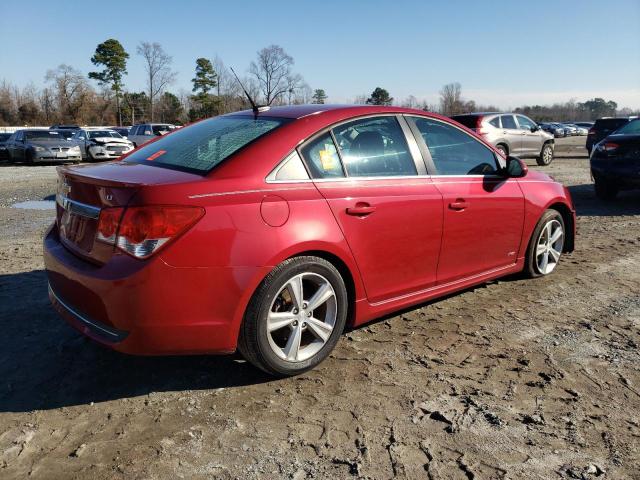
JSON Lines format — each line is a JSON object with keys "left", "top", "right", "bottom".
{"left": 451, "top": 113, "right": 555, "bottom": 166}
{"left": 71, "top": 128, "right": 134, "bottom": 162}
{"left": 127, "top": 123, "right": 176, "bottom": 147}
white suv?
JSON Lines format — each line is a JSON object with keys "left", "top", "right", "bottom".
{"left": 451, "top": 113, "right": 555, "bottom": 166}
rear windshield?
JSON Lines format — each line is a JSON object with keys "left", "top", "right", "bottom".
{"left": 595, "top": 118, "right": 628, "bottom": 130}
{"left": 88, "top": 130, "right": 122, "bottom": 139}
{"left": 613, "top": 119, "right": 640, "bottom": 135}
{"left": 25, "top": 130, "right": 65, "bottom": 140}
{"left": 450, "top": 115, "right": 481, "bottom": 129}
{"left": 125, "top": 116, "right": 289, "bottom": 174}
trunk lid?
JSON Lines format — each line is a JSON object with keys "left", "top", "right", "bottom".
{"left": 56, "top": 162, "right": 202, "bottom": 264}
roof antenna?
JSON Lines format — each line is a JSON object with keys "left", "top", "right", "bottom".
{"left": 229, "top": 67, "right": 269, "bottom": 115}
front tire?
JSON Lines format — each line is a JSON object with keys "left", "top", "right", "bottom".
{"left": 238, "top": 256, "right": 348, "bottom": 377}
{"left": 536, "top": 143, "right": 554, "bottom": 166}
{"left": 525, "top": 209, "right": 565, "bottom": 278}
{"left": 496, "top": 144, "right": 508, "bottom": 157}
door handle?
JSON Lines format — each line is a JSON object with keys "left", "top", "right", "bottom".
{"left": 449, "top": 199, "right": 469, "bottom": 211}
{"left": 346, "top": 202, "right": 376, "bottom": 216}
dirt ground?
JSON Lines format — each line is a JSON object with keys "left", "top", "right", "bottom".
{"left": 0, "top": 136, "right": 639, "bottom": 480}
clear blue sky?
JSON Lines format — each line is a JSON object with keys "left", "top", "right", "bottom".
{"left": 1, "top": 0, "right": 639, "bottom": 109}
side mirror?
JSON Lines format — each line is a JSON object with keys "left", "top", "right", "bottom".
{"left": 504, "top": 156, "right": 528, "bottom": 178}
{"left": 530, "top": 125, "right": 539, "bottom": 132}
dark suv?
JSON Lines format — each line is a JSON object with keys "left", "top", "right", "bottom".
{"left": 586, "top": 118, "right": 631, "bottom": 154}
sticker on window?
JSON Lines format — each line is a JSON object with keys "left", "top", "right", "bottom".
{"left": 146, "top": 150, "right": 166, "bottom": 161}
{"left": 319, "top": 146, "right": 337, "bottom": 171}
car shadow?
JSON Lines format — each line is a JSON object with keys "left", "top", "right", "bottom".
{"left": 0, "top": 270, "right": 273, "bottom": 413}
{"left": 568, "top": 184, "right": 640, "bottom": 216}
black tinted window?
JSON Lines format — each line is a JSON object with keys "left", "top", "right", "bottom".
{"left": 614, "top": 119, "right": 640, "bottom": 135}
{"left": 450, "top": 115, "right": 481, "bottom": 129}
{"left": 413, "top": 118, "right": 498, "bottom": 175}
{"left": 501, "top": 115, "right": 517, "bottom": 129}
{"left": 595, "top": 118, "right": 629, "bottom": 131}
{"left": 300, "top": 132, "right": 344, "bottom": 179}
{"left": 332, "top": 116, "right": 416, "bottom": 177}
{"left": 125, "top": 116, "right": 288, "bottom": 174}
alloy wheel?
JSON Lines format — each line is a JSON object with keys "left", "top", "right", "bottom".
{"left": 267, "top": 272, "right": 337, "bottom": 362}
{"left": 535, "top": 219, "right": 564, "bottom": 274}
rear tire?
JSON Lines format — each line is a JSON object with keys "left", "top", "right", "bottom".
{"left": 594, "top": 178, "right": 618, "bottom": 201}
{"left": 524, "top": 209, "right": 565, "bottom": 278}
{"left": 536, "top": 143, "right": 554, "bottom": 166}
{"left": 238, "top": 256, "right": 348, "bottom": 377}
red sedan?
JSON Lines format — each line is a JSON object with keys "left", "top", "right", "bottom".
{"left": 44, "top": 105, "right": 575, "bottom": 376}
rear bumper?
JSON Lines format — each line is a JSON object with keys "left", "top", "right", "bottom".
{"left": 591, "top": 159, "right": 640, "bottom": 189}
{"left": 43, "top": 223, "right": 269, "bottom": 355}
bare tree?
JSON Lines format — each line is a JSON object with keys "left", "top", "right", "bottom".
{"left": 137, "top": 42, "right": 177, "bottom": 121}
{"left": 439, "top": 82, "right": 464, "bottom": 116}
{"left": 284, "top": 73, "right": 306, "bottom": 105}
{"left": 353, "top": 94, "right": 367, "bottom": 105}
{"left": 45, "top": 64, "right": 91, "bottom": 123}
{"left": 249, "top": 45, "right": 294, "bottom": 105}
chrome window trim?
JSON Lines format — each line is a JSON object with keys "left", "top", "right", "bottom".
{"left": 56, "top": 194, "right": 101, "bottom": 219}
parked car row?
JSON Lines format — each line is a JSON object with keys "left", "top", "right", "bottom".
{"left": 1, "top": 122, "right": 178, "bottom": 164}
{"left": 539, "top": 122, "right": 591, "bottom": 138}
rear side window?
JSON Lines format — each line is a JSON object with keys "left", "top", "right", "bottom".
{"left": 595, "top": 119, "right": 629, "bottom": 131}
{"left": 613, "top": 119, "right": 640, "bottom": 135}
{"left": 125, "top": 116, "right": 288, "bottom": 174}
{"left": 332, "top": 116, "right": 416, "bottom": 177}
{"left": 300, "top": 132, "right": 345, "bottom": 179}
{"left": 268, "top": 151, "right": 310, "bottom": 181}
{"left": 412, "top": 118, "right": 498, "bottom": 175}
{"left": 489, "top": 117, "right": 500, "bottom": 128}
{"left": 501, "top": 115, "right": 517, "bottom": 129}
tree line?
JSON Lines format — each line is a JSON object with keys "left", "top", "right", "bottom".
{"left": 0, "top": 40, "right": 636, "bottom": 127}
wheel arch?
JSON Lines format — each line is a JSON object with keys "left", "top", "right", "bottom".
{"left": 547, "top": 201, "right": 575, "bottom": 252}
{"left": 287, "top": 249, "right": 358, "bottom": 328}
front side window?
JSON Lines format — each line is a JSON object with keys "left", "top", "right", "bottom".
{"left": 125, "top": 116, "right": 288, "bottom": 174}
{"left": 332, "top": 116, "right": 416, "bottom": 177}
{"left": 299, "top": 132, "right": 345, "bottom": 179}
{"left": 412, "top": 118, "right": 499, "bottom": 175}
{"left": 501, "top": 115, "right": 517, "bottom": 130}
{"left": 516, "top": 115, "right": 536, "bottom": 131}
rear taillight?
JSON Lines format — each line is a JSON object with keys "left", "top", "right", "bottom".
{"left": 97, "top": 205, "right": 204, "bottom": 259}
{"left": 596, "top": 142, "right": 620, "bottom": 154}
{"left": 476, "top": 116, "right": 488, "bottom": 136}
